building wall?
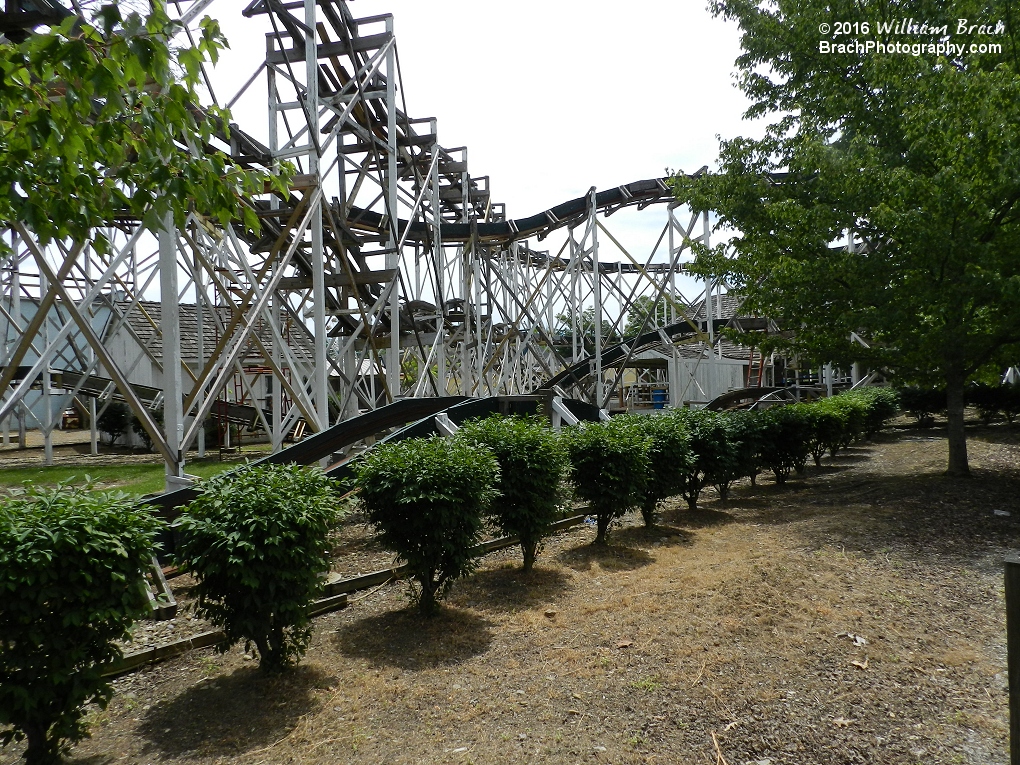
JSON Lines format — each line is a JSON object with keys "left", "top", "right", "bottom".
{"left": 671, "top": 356, "right": 748, "bottom": 407}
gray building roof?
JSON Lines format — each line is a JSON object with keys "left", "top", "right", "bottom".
{"left": 107, "top": 301, "right": 315, "bottom": 365}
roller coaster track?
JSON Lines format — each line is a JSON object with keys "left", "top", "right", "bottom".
{"left": 146, "top": 392, "right": 601, "bottom": 520}
{"left": 1, "top": 0, "right": 746, "bottom": 485}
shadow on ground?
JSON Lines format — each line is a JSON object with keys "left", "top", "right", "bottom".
{"left": 738, "top": 460, "right": 1020, "bottom": 567}
{"left": 968, "top": 424, "right": 1020, "bottom": 446}
{"left": 450, "top": 565, "right": 572, "bottom": 613}
{"left": 335, "top": 607, "right": 493, "bottom": 670}
{"left": 138, "top": 664, "right": 329, "bottom": 757}
{"left": 664, "top": 506, "right": 738, "bottom": 530}
{"left": 556, "top": 539, "right": 654, "bottom": 572}
{"left": 610, "top": 523, "right": 695, "bottom": 549}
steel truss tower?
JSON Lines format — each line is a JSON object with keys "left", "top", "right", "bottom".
{"left": 0, "top": 0, "right": 740, "bottom": 488}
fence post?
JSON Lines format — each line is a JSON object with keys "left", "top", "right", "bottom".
{"left": 1006, "top": 553, "right": 1020, "bottom": 765}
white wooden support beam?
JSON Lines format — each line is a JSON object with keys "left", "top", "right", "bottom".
{"left": 551, "top": 396, "right": 579, "bottom": 429}
{"left": 160, "top": 212, "right": 185, "bottom": 486}
{"left": 434, "top": 412, "right": 458, "bottom": 437}
{"left": 16, "top": 224, "right": 177, "bottom": 470}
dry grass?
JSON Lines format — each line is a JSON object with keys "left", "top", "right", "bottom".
{"left": 2, "top": 422, "right": 1017, "bottom": 765}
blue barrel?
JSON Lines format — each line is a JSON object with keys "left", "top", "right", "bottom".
{"left": 652, "top": 389, "right": 667, "bottom": 409}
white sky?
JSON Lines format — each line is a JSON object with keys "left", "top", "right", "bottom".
{"left": 203, "top": 0, "right": 762, "bottom": 291}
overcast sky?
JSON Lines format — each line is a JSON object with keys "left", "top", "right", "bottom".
{"left": 211, "top": 1, "right": 760, "bottom": 210}
{"left": 207, "top": 1, "right": 763, "bottom": 269}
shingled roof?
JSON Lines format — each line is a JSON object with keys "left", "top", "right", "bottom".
{"left": 105, "top": 301, "right": 315, "bottom": 365}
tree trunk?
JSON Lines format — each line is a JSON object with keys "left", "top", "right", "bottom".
{"left": 253, "top": 634, "right": 275, "bottom": 672}
{"left": 945, "top": 370, "right": 970, "bottom": 476}
{"left": 640, "top": 502, "right": 656, "bottom": 528}
{"left": 418, "top": 578, "right": 439, "bottom": 616}
{"left": 522, "top": 540, "right": 537, "bottom": 572}
{"left": 24, "top": 720, "right": 58, "bottom": 765}
{"left": 594, "top": 513, "right": 611, "bottom": 545}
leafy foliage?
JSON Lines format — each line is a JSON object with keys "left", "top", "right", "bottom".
{"left": 97, "top": 401, "right": 130, "bottom": 445}
{"left": 828, "top": 395, "right": 868, "bottom": 452}
{"left": 671, "top": 408, "right": 738, "bottom": 510}
{"left": 758, "top": 406, "right": 811, "bottom": 484}
{"left": 800, "top": 399, "right": 849, "bottom": 466}
{"left": 967, "top": 382, "right": 1020, "bottom": 425}
{"left": 715, "top": 409, "right": 765, "bottom": 496}
{"left": 0, "top": 6, "right": 287, "bottom": 251}
{"left": 623, "top": 295, "right": 673, "bottom": 337}
{"left": 618, "top": 413, "right": 693, "bottom": 526}
{"left": 355, "top": 437, "right": 499, "bottom": 615}
{"left": 0, "top": 483, "right": 162, "bottom": 764}
{"left": 553, "top": 306, "right": 621, "bottom": 354}
{"left": 847, "top": 387, "right": 900, "bottom": 438}
{"left": 130, "top": 407, "right": 164, "bottom": 452}
{"left": 669, "top": 0, "right": 1020, "bottom": 475}
{"left": 174, "top": 464, "right": 341, "bottom": 672}
{"left": 898, "top": 386, "right": 946, "bottom": 427}
{"left": 456, "top": 416, "right": 568, "bottom": 571}
{"left": 565, "top": 419, "right": 649, "bottom": 543}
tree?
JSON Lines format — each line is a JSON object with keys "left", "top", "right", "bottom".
{"left": 553, "top": 306, "right": 621, "bottom": 354}
{"left": 130, "top": 407, "right": 164, "bottom": 452}
{"left": 0, "top": 483, "right": 162, "bottom": 764}
{"left": 456, "top": 416, "right": 568, "bottom": 571}
{"left": 623, "top": 295, "right": 671, "bottom": 338}
{"left": 174, "top": 464, "right": 341, "bottom": 672}
{"left": 354, "top": 437, "right": 499, "bottom": 616}
{"left": 669, "top": 0, "right": 1020, "bottom": 475}
{"left": 0, "top": 5, "right": 284, "bottom": 252}
{"left": 565, "top": 419, "right": 649, "bottom": 544}
{"left": 96, "top": 401, "right": 129, "bottom": 445}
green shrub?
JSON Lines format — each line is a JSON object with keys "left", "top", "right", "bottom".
{"left": 174, "top": 464, "right": 341, "bottom": 671}
{"left": 96, "top": 402, "right": 129, "bottom": 445}
{"left": 898, "top": 386, "right": 945, "bottom": 427}
{"left": 966, "top": 382, "right": 1020, "bottom": 426}
{"left": 829, "top": 395, "right": 869, "bottom": 450}
{"left": 130, "top": 407, "right": 164, "bottom": 452}
{"left": 854, "top": 387, "right": 900, "bottom": 437}
{"left": 801, "top": 399, "right": 849, "bottom": 466}
{"left": 456, "top": 416, "right": 567, "bottom": 571}
{"left": 1003, "top": 383, "right": 1020, "bottom": 425}
{"left": 619, "top": 413, "right": 693, "bottom": 526}
{"left": 967, "top": 381, "right": 1001, "bottom": 424}
{"left": 716, "top": 409, "right": 765, "bottom": 497}
{"left": 355, "top": 437, "right": 499, "bottom": 615}
{"left": 671, "top": 409, "right": 738, "bottom": 510}
{"left": 758, "top": 405, "right": 811, "bottom": 484}
{"left": 565, "top": 419, "right": 649, "bottom": 543}
{"left": 0, "top": 483, "right": 162, "bottom": 765}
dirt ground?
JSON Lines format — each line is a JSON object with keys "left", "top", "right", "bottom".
{"left": 2, "top": 419, "right": 1018, "bottom": 765}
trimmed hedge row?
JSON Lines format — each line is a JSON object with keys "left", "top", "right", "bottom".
{"left": 350, "top": 389, "right": 902, "bottom": 611}
{"left": 0, "top": 388, "right": 901, "bottom": 760}
{"left": 899, "top": 382, "right": 1020, "bottom": 426}
{"left": 1, "top": 465, "right": 343, "bottom": 761}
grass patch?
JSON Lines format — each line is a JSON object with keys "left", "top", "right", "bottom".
{"left": 0, "top": 459, "right": 243, "bottom": 497}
